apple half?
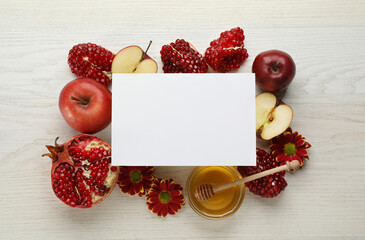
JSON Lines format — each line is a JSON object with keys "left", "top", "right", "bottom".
{"left": 256, "top": 92, "right": 293, "bottom": 140}
{"left": 111, "top": 41, "right": 158, "bottom": 73}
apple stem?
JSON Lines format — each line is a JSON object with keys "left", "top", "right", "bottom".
{"left": 142, "top": 40, "right": 152, "bottom": 61}
{"left": 70, "top": 96, "right": 89, "bottom": 105}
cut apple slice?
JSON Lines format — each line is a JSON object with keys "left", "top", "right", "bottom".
{"left": 256, "top": 92, "right": 277, "bottom": 130}
{"left": 256, "top": 92, "right": 293, "bottom": 140}
{"left": 261, "top": 104, "right": 293, "bottom": 140}
{"left": 134, "top": 58, "right": 158, "bottom": 73}
{"left": 111, "top": 42, "right": 158, "bottom": 73}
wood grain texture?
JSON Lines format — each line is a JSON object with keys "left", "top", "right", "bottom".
{"left": 1, "top": 0, "right": 365, "bottom": 239}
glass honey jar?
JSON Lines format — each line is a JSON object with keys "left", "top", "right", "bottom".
{"left": 186, "top": 166, "right": 245, "bottom": 220}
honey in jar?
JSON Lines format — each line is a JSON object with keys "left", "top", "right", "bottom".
{"left": 186, "top": 166, "right": 245, "bottom": 220}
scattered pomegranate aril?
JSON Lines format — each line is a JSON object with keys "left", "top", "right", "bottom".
{"left": 68, "top": 43, "right": 114, "bottom": 87}
{"left": 204, "top": 27, "right": 248, "bottom": 73}
{"left": 42, "top": 134, "right": 119, "bottom": 208}
{"left": 238, "top": 148, "right": 287, "bottom": 198}
{"left": 160, "top": 39, "right": 208, "bottom": 73}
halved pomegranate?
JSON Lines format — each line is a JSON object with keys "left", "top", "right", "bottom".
{"left": 42, "top": 134, "right": 119, "bottom": 208}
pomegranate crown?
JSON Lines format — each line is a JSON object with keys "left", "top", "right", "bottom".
{"left": 42, "top": 137, "right": 64, "bottom": 162}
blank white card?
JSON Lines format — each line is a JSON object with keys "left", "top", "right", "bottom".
{"left": 112, "top": 73, "right": 256, "bottom": 166}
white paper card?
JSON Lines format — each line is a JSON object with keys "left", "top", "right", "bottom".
{"left": 112, "top": 73, "right": 256, "bottom": 166}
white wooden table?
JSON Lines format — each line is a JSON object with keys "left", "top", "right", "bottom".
{"left": 1, "top": 0, "right": 364, "bottom": 239}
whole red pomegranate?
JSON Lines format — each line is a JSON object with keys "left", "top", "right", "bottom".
{"left": 42, "top": 134, "right": 119, "bottom": 208}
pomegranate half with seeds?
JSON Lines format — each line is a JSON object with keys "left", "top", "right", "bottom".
{"left": 42, "top": 134, "right": 119, "bottom": 208}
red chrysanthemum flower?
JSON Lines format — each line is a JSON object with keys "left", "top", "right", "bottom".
{"left": 146, "top": 178, "right": 185, "bottom": 218}
{"left": 270, "top": 127, "right": 312, "bottom": 168}
{"left": 118, "top": 166, "right": 155, "bottom": 197}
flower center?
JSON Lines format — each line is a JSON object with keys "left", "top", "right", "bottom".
{"left": 130, "top": 171, "right": 142, "bottom": 182}
{"left": 284, "top": 143, "right": 297, "bottom": 156}
{"left": 159, "top": 191, "right": 171, "bottom": 203}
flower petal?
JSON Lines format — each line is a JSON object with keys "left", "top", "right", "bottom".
{"left": 152, "top": 202, "right": 163, "bottom": 214}
{"left": 283, "top": 132, "right": 293, "bottom": 142}
{"left": 168, "top": 204, "right": 177, "bottom": 215}
{"left": 120, "top": 185, "right": 131, "bottom": 193}
{"left": 277, "top": 134, "right": 288, "bottom": 145}
{"left": 276, "top": 153, "right": 287, "bottom": 162}
{"left": 295, "top": 138, "right": 306, "bottom": 147}
{"left": 296, "top": 148, "right": 308, "bottom": 157}
{"left": 148, "top": 196, "right": 160, "bottom": 204}
{"left": 119, "top": 167, "right": 131, "bottom": 176}
{"left": 168, "top": 182, "right": 176, "bottom": 191}
{"left": 161, "top": 204, "right": 168, "bottom": 217}
{"left": 118, "top": 178, "right": 132, "bottom": 186}
{"left": 160, "top": 180, "right": 167, "bottom": 191}
{"left": 170, "top": 190, "right": 181, "bottom": 197}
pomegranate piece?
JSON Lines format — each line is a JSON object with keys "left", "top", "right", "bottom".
{"left": 160, "top": 39, "right": 208, "bottom": 73}
{"left": 43, "top": 134, "right": 119, "bottom": 208}
{"left": 238, "top": 148, "right": 287, "bottom": 198}
{"left": 68, "top": 43, "right": 114, "bottom": 87}
{"left": 204, "top": 27, "right": 248, "bottom": 72}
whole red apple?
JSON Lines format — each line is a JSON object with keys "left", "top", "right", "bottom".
{"left": 252, "top": 50, "right": 296, "bottom": 92}
{"left": 59, "top": 78, "right": 111, "bottom": 133}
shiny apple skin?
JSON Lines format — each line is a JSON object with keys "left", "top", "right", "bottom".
{"left": 59, "top": 78, "right": 112, "bottom": 133}
{"left": 252, "top": 50, "right": 296, "bottom": 92}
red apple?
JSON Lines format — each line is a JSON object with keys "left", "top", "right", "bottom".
{"left": 252, "top": 50, "right": 296, "bottom": 92}
{"left": 59, "top": 78, "right": 111, "bottom": 133}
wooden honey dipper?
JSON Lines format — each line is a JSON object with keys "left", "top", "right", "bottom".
{"left": 194, "top": 160, "right": 300, "bottom": 201}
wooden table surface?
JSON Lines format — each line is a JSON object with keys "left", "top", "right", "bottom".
{"left": 1, "top": 0, "right": 365, "bottom": 239}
